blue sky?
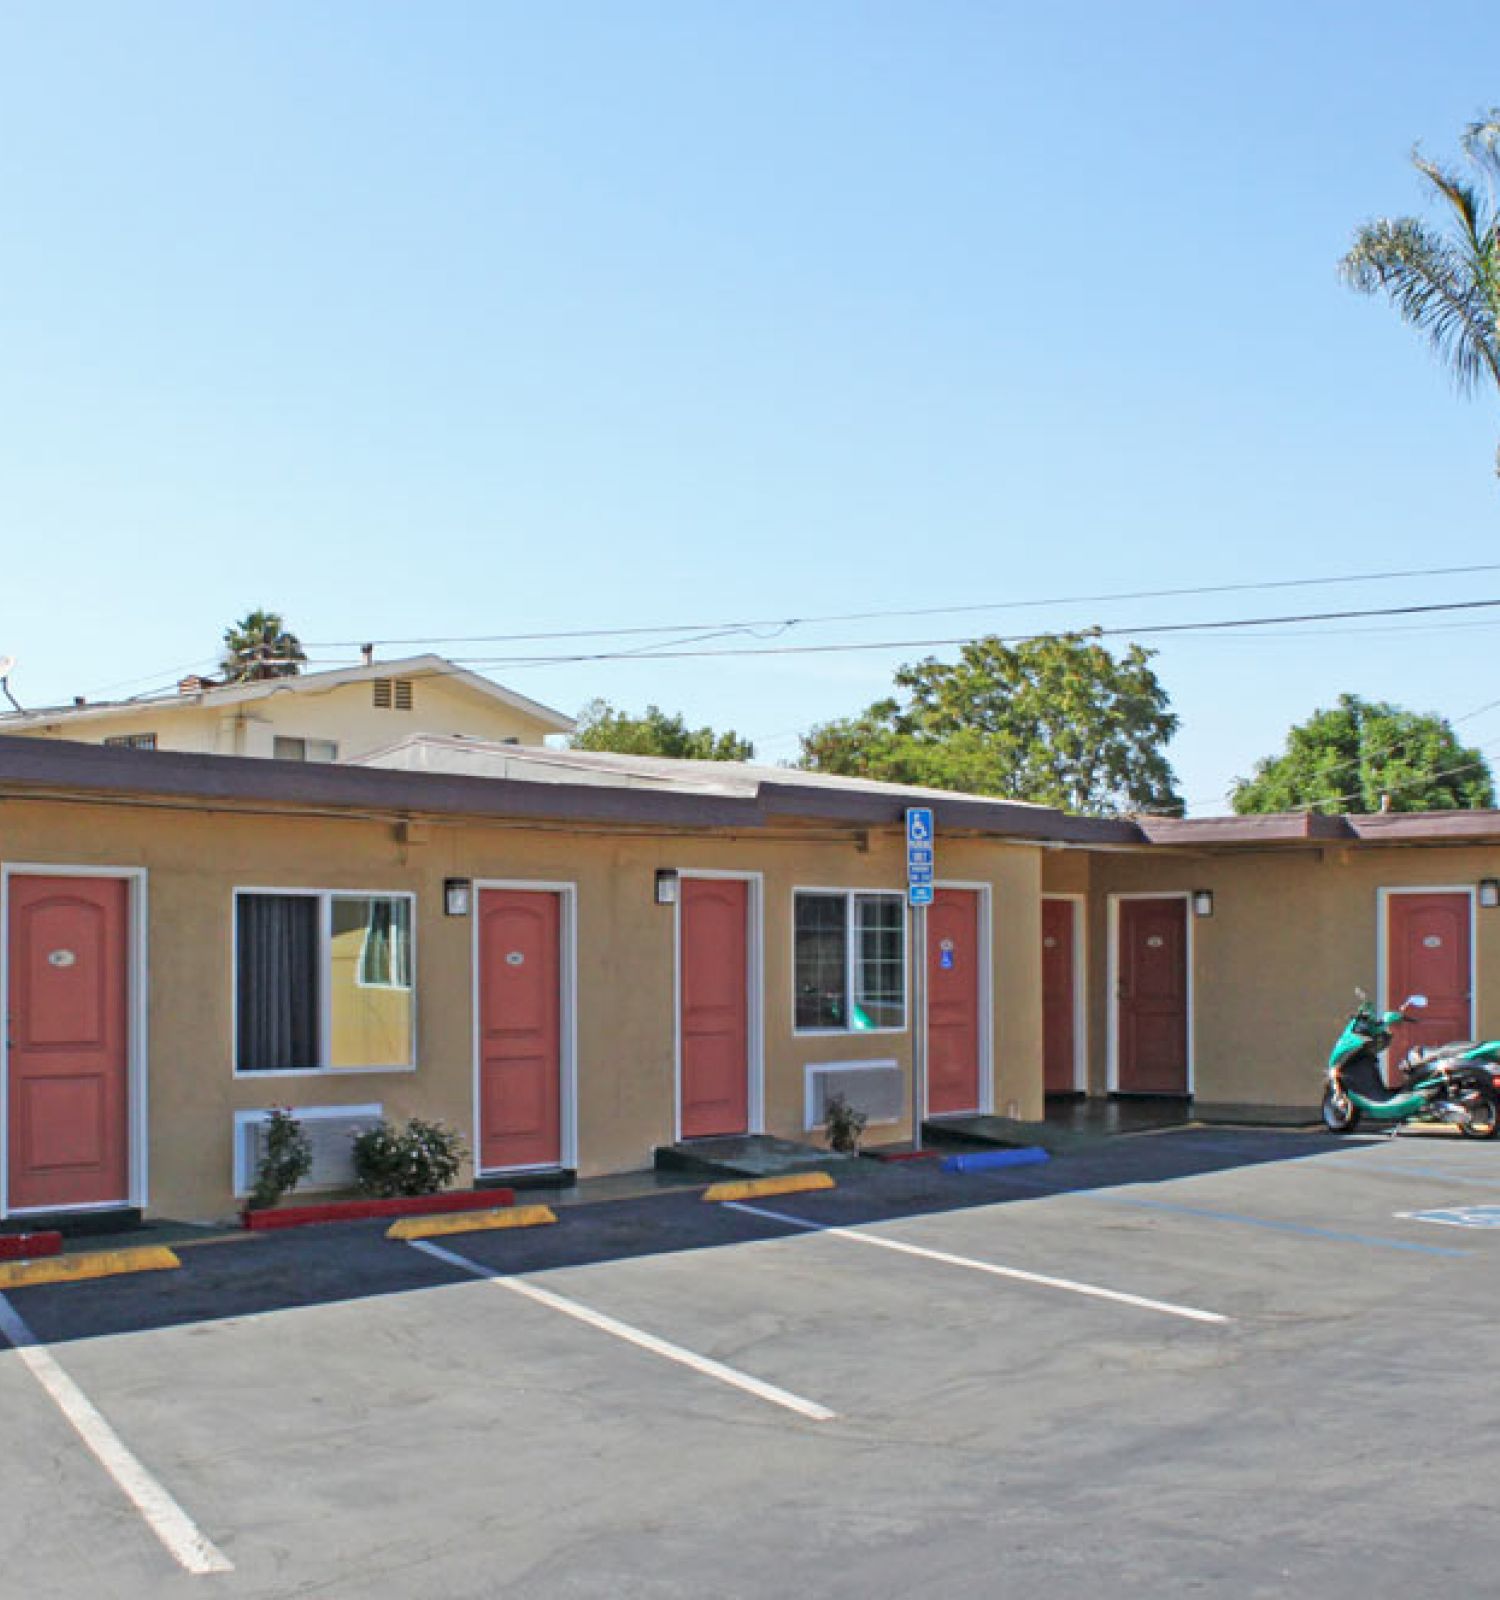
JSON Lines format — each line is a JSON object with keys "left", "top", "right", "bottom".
{"left": 3, "top": 2, "right": 1499, "bottom": 811}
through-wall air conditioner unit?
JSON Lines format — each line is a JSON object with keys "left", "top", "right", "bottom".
{"left": 232, "top": 1104, "right": 384, "bottom": 1196}
{"left": 803, "top": 1061, "right": 904, "bottom": 1130}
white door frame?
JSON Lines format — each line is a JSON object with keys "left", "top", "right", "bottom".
{"left": 0, "top": 864, "right": 150, "bottom": 1219}
{"left": 1376, "top": 885, "right": 1477, "bottom": 1036}
{"left": 927, "top": 881, "right": 996, "bottom": 1118}
{"left": 471, "top": 880, "right": 579, "bottom": 1175}
{"left": 1042, "top": 893, "right": 1088, "bottom": 1095}
{"left": 1106, "top": 891, "right": 1194, "bottom": 1096}
{"left": 673, "top": 869, "right": 765, "bottom": 1142}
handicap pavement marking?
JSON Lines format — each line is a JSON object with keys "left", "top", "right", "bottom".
{"left": 1398, "top": 1205, "right": 1500, "bottom": 1229}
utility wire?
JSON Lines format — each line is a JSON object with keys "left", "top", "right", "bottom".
{"left": 302, "top": 561, "right": 1500, "bottom": 650}
{"left": 441, "top": 594, "right": 1500, "bottom": 667}
{"left": 74, "top": 593, "right": 1500, "bottom": 714}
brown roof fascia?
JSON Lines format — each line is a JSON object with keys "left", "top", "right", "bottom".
{"left": 1346, "top": 810, "right": 1500, "bottom": 844}
{"left": 753, "top": 779, "right": 1142, "bottom": 844}
{"left": 0, "top": 736, "right": 761, "bottom": 830}
{"left": 1136, "top": 812, "right": 1351, "bottom": 846}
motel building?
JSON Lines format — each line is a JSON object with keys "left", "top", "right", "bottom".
{"left": 3, "top": 731, "right": 1500, "bottom": 1225}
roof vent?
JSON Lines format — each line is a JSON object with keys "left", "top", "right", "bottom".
{"left": 373, "top": 678, "right": 415, "bottom": 710}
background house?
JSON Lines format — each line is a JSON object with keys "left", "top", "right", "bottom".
{"left": 0, "top": 654, "right": 574, "bottom": 762}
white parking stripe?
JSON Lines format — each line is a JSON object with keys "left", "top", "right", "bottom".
{"left": 409, "top": 1239, "right": 837, "bottom": 1422}
{"left": 725, "top": 1203, "right": 1230, "bottom": 1325}
{"left": 0, "top": 1294, "right": 233, "bottom": 1576}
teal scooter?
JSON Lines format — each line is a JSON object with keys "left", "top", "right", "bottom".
{"left": 1322, "top": 990, "right": 1500, "bottom": 1137}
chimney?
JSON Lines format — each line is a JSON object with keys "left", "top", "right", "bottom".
{"left": 361, "top": 643, "right": 374, "bottom": 667}
{"left": 178, "top": 674, "right": 214, "bottom": 695}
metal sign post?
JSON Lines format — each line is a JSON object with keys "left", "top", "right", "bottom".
{"left": 906, "top": 808, "right": 935, "bottom": 1151}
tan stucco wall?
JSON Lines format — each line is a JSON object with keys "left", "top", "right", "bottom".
{"left": 1083, "top": 845, "right": 1500, "bottom": 1108}
{"left": 1, "top": 799, "right": 1041, "bottom": 1221}
{"left": 15, "top": 674, "right": 559, "bottom": 758}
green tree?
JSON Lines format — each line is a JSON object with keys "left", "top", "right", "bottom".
{"left": 1340, "top": 112, "right": 1500, "bottom": 467}
{"left": 1232, "top": 694, "right": 1494, "bottom": 814}
{"left": 798, "top": 632, "right": 1181, "bottom": 816}
{"left": 570, "top": 700, "right": 754, "bottom": 761}
{"left": 221, "top": 609, "right": 306, "bottom": 683}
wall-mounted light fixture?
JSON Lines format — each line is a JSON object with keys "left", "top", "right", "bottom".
{"left": 444, "top": 877, "right": 472, "bottom": 917}
{"left": 1480, "top": 879, "right": 1500, "bottom": 909}
{"left": 1192, "top": 889, "right": 1214, "bottom": 918}
{"left": 654, "top": 868, "right": 679, "bottom": 906}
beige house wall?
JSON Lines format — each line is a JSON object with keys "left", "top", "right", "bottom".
{"left": 0, "top": 798, "right": 1042, "bottom": 1222}
{"left": 13, "top": 674, "right": 560, "bottom": 758}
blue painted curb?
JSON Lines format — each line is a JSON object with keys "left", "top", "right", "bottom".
{"left": 941, "top": 1146, "right": 1051, "bottom": 1174}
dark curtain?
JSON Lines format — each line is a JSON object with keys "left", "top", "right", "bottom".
{"left": 237, "top": 895, "right": 319, "bottom": 1070}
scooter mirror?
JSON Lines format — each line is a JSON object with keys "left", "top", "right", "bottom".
{"left": 1404, "top": 994, "right": 1428, "bottom": 1009}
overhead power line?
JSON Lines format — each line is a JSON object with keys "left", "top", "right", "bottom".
{"left": 442, "top": 594, "right": 1500, "bottom": 667}
{"left": 79, "top": 591, "right": 1500, "bottom": 709}
{"left": 302, "top": 560, "right": 1500, "bottom": 650}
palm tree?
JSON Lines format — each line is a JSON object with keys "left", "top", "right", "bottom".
{"left": 220, "top": 609, "right": 306, "bottom": 683}
{"left": 1340, "top": 113, "right": 1500, "bottom": 466}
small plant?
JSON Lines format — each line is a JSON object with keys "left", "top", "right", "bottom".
{"left": 822, "top": 1091, "right": 868, "bottom": 1155}
{"left": 351, "top": 1117, "right": 467, "bottom": 1198}
{"left": 247, "top": 1106, "right": 313, "bottom": 1211}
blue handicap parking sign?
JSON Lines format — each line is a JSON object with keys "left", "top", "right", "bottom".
{"left": 906, "top": 808, "right": 936, "bottom": 906}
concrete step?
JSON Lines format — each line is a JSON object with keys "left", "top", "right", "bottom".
{"left": 922, "top": 1115, "right": 1100, "bottom": 1156}
{"left": 655, "top": 1134, "right": 854, "bottom": 1181}
{"left": 2, "top": 1206, "right": 143, "bottom": 1240}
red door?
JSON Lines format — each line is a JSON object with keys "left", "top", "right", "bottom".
{"left": 7, "top": 876, "right": 131, "bottom": 1213}
{"left": 1117, "top": 898, "right": 1188, "bottom": 1095}
{"left": 1042, "top": 899, "right": 1078, "bottom": 1095}
{"left": 477, "top": 889, "right": 562, "bottom": 1170}
{"left": 1387, "top": 892, "right": 1472, "bottom": 1069}
{"left": 679, "top": 878, "right": 750, "bottom": 1139}
{"left": 927, "top": 889, "right": 982, "bottom": 1116}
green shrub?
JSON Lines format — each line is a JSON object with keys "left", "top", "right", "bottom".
{"left": 351, "top": 1117, "right": 466, "bottom": 1198}
{"left": 822, "top": 1091, "right": 868, "bottom": 1155}
{"left": 247, "top": 1107, "right": 314, "bottom": 1211}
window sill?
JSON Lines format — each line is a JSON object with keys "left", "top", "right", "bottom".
{"left": 232, "top": 1065, "right": 418, "bottom": 1080}
{"left": 793, "top": 1026, "right": 908, "bottom": 1039}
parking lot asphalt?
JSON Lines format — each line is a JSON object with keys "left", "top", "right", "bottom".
{"left": 4, "top": 1126, "right": 1500, "bottom": 1598}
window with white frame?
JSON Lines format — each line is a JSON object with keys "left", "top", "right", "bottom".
{"left": 794, "top": 891, "right": 906, "bottom": 1032}
{"left": 235, "top": 891, "right": 415, "bottom": 1072}
{"left": 273, "top": 736, "right": 339, "bottom": 763}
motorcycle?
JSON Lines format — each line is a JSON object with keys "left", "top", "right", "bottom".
{"left": 1322, "top": 990, "right": 1500, "bottom": 1138}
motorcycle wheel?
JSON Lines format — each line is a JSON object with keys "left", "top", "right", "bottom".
{"left": 1322, "top": 1087, "right": 1360, "bottom": 1134}
{"left": 1459, "top": 1091, "right": 1500, "bottom": 1140}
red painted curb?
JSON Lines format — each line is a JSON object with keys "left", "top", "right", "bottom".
{"left": 0, "top": 1230, "right": 64, "bottom": 1261}
{"left": 867, "top": 1149, "right": 943, "bottom": 1163}
{"left": 242, "top": 1189, "right": 516, "bottom": 1231}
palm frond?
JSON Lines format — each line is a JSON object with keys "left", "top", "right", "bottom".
{"left": 1341, "top": 217, "right": 1500, "bottom": 393}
